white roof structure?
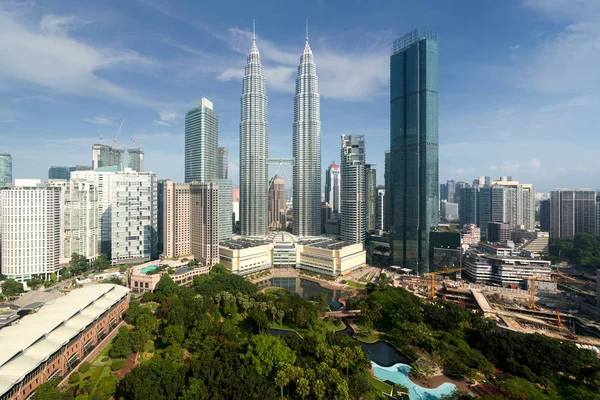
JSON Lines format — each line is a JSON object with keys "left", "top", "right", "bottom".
{"left": 0, "top": 284, "right": 128, "bottom": 397}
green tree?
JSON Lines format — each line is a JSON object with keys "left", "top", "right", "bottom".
{"left": 68, "top": 371, "right": 81, "bottom": 384}
{"left": 92, "top": 375, "right": 119, "bottom": 400}
{"left": 210, "top": 263, "right": 228, "bottom": 275}
{"left": 69, "top": 252, "right": 89, "bottom": 275}
{"left": 244, "top": 335, "right": 296, "bottom": 377}
{"left": 275, "top": 366, "right": 291, "bottom": 400}
{"left": 1, "top": 279, "right": 24, "bottom": 297}
{"left": 92, "top": 254, "right": 110, "bottom": 271}
{"left": 248, "top": 309, "right": 270, "bottom": 334}
{"left": 296, "top": 377, "right": 310, "bottom": 400}
{"left": 110, "top": 326, "right": 133, "bottom": 359}
{"left": 34, "top": 378, "right": 65, "bottom": 400}
{"left": 163, "top": 325, "right": 185, "bottom": 347}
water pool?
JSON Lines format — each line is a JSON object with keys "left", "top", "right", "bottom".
{"left": 140, "top": 265, "right": 158, "bottom": 274}
{"left": 371, "top": 362, "right": 458, "bottom": 400}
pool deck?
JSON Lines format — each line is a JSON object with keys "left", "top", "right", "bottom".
{"left": 409, "top": 373, "right": 472, "bottom": 393}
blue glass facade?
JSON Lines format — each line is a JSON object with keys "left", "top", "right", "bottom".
{"left": 390, "top": 30, "right": 439, "bottom": 274}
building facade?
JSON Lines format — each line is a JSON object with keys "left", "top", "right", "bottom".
{"left": 365, "top": 164, "right": 377, "bottom": 232}
{"left": 209, "top": 179, "right": 233, "bottom": 241}
{"left": 185, "top": 98, "right": 218, "bottom": 183}
{"left": 441, "top": 201, "right": 459, "bottom": 221}
{"left": 71, "top": 168, "right": 157, "bottom": 265}
{"left": 163, "top": 181, "right": 191, "bottom": 259}
{"left": 487, "top": 221, "right": 510, "bottom": 243}
{"left": 390, "top": 29, "right": 439, "bottom": 274}
{"left": 540, "top": 198, "right": 550, "bottom": 232}
{"left": 0, "top": 183, "right": 61, "bottom": 281}
{"left": 376, "top": 187, "right": 386, "bottom": 230}
{"left": 550, "top": 189, "right": 597, "bottom": 238}
{"left": 340, "top": 134, "right": 366, "bottom": 244}
{"left": 384, "top": 151, "right": 391, "bottom": 230}
{"left": 0, "top": 153, "right": 12, "bottom": 188}
{"left": 269, "top": 174, "right": 286, "bottom": 230}
{"left": 217, "top": 147, "right": 228, "bottom": 180}
{"left": 219, "top": 238, "right": 273, "bottom": 276}
{"left": 293, "top": 34, "right": 321, "bottom": 237}
{"left": 190, "top": 182, "right": 219, "bottom": 266}
{"left": 325, "top": 162, "right": 341, "bottom": 217}
{"left": 48, "top": 179, "right": 99, "bottom": 264}
{"left": 127, "top": 148, "right": 144, "bottom": 172}
{"left": 239, "top": 35, "right": 269, "bottom": 237}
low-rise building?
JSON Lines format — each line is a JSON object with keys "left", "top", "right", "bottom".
{"left": 461, "top": 224, "right": 481, "bottom": 246}
{"left": 295, "top": 238, "right": 365, "bottom": 277}
{"left": 463, "top": 249, "right": 551, "bottom": 287}
{"left": 478, "top": 242, "right": 516, "bottom": 257}
{"left": 0, "top": 284, "right": 128, "bottom": 400}
{"left": 127, "top": 260, "right": 209, "bottom": 294}
{"left": 219, "top": 238, "right": 274, "bottom": 276}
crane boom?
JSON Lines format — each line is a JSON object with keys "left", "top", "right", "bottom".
{"left": 113, "top": 119, "right": 125, "bottom": 144}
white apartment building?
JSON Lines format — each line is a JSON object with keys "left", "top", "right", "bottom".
{"left": 0, "top": 182, "right": 61, "bottom": 281}
{"left": 47, "top": 179, "right": 100, "bottom": 264}
{"left": 71, "top": 168, "right": 157, "bottom": 265}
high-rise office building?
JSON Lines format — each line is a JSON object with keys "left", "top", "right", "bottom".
{"left": 550, "top": 189, "right": 597, "bottom": 239}
{"left": 127, "top": 148, "right": 144, "bottom": 172}
{"left": 441, "top": 201, "right": 459, "bottom": 221}
{"left": 163, "top": 181, "right": 191, "bottom": 259}
{"left": 185, "top": 98, "right": 218, "bottom": 183}
{"left": 440, "top": 183, "right": 448, "bottom": 202}
{"left": 384, "top": 151, "right": 391, "bottom": 230}
{"left": 376, "top": 186, "right": 386, "bottom": 230}
{"left": 0, "top": 182, "right": 61, "bottom": 281}
{"left": 365, "top": 164, "right": 377, "bottom": 232}
{"left": 321, "top": 202, "right": 332, "bottom": 234}
{"left": 340, "top": 135, "right": 366, "bottom": 244}
{"left": 217, "top": 147, "right": 228, "bottom": 180}
{"left": 209, "top": 179, "right": 233, "bottom": 241}
{"left": 389, "top": 29, "right": 439, "bottom": 274}
{"left": 325, "top": 162, "right": 341, "bottom": 217}
{"left": 0, "top": 153, "right": 12, "bottom": 187}
{"left": 269, "top": 174, "right": 286, "bottom": 230}
{"left": 71, "top": 168, "right": 157, "bottom": 264}
{"left": 239, "top": 32, "right": 268, "bottom": 237}
{"left": 540, "top": 198, "right": 550, "bottom": 232}
{"left": 47, "top": 179, "right": 99, "bottom": 264}
{"left": 293, "top": 31, "right": 321, "bottom": 237}
{"left": 190, "top": 182, "right": 219, "bottom": 266}
{"left": 110, "top": 148, "right": 125, "bottom": 171}
{"left": 157, "top": 179, "right": 166, "bottom": 253}
{"left": 446, "top": 180, "right": 456, "bottom": 203}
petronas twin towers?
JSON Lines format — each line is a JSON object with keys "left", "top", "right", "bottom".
{"left": 240, "top": 25, "right": 321, "bottom": 237}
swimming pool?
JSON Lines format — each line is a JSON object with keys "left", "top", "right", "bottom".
{"left": 140, "top": 265, "right": 158, "bottom": 275}
{"left": 371, "top": 362, "right": 458, "bottom": 400}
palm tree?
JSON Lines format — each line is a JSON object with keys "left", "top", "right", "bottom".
{"left": 296, "top": 377, "right": 310, "bottom": 400}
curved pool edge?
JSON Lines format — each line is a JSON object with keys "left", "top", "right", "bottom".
{"left": 371, "top": 361, "right": 459, "bottom": 399}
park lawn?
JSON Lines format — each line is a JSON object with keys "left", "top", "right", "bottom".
{"left": 354, "top": 323, "right": 380, "bottom": 343}
{"left": 271, "top": 318, "right": 345, "bottom": 336}
{"left": 368, "top": 375, "right": 392, "bottom": 394}
{"left": 263, "top": 287, "right": 287, "bottom": 294}
{"left": 346, "top": 280, "right": 366, "bottom": 289}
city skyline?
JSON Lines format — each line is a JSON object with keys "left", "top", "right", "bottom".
{"left": 1, "top": 1, "right": 598, "bottom": 192}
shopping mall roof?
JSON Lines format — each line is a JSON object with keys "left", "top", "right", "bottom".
{"left": 0, "top": 284, "right": 129, "bottom": 397}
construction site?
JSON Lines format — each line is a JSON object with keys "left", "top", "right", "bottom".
{"left": 392, "top": 265, "right": 600, "bottom": 349}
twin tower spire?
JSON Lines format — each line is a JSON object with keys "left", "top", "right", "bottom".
{"left": 239, "top": 21, "right": 321, "bottom": 237}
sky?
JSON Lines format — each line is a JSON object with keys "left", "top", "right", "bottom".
{"left": 0, "top": 0, "right": 599, "bottom": 192}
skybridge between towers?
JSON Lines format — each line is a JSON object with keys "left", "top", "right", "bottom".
{"left": 267, "top": 157, "right": 294, "bottom": 187}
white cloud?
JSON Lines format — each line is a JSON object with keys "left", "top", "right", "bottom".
{"left": 39, "top": 14, "right": 78, "bottom": 35}
{"left": 83, "top": 116, "right": 113, "bottom": 125}
{"left": 0, "top": 8, "right": 161, "bottom": 108}
{"left": 159, "top": 111, "right": 177, "bottom": 122}
{"left": 153, "top": 120, "right": 170, "bottom": 127}
{"left": 530, "top": 158, "right": 541, "bottom": 169}
{"left": 489, "top": 165, "right": 498, "bottom": 171}
{"left": 217, "top": 68, "right": 244, "bottom": 81}
{"left": 0, "top": 118, "right": 17, "bottom": 123}
{"left": 12, "top": 95, "right": 56, "bottom": 103}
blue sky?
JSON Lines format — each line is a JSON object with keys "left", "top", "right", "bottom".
{"left": 0, "top": 0, "right": 599, "bottom": 192}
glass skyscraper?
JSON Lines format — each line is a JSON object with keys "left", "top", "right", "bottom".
{"left": 239, "top": 33, "right": 268, "bottom": 237}
{"left": 293, "top": 33, "right": 321, "bottom": 237}
{"left": 185, "top": 98, "right": 218, "bottom": 183}
{"left": 390, "top": 29, "right": 439, "bottom": 274}
{"left": 0, "top": 153, "right": 12, "bottom": 187}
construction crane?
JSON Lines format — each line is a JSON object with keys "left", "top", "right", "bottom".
{"left": 425, "top": 267, "right": 466, "bottom": 299}
{"left": 555, "top": 307, "right": 563, "bottom": 328}
{"left": 527, "top": 276, "right": 594, "bottom": 309}
{"left": 131, "top": 137, "right": 138, "bottom": 148}
{"left": 113, "top": 119, "right": 125, "bottom": 145}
